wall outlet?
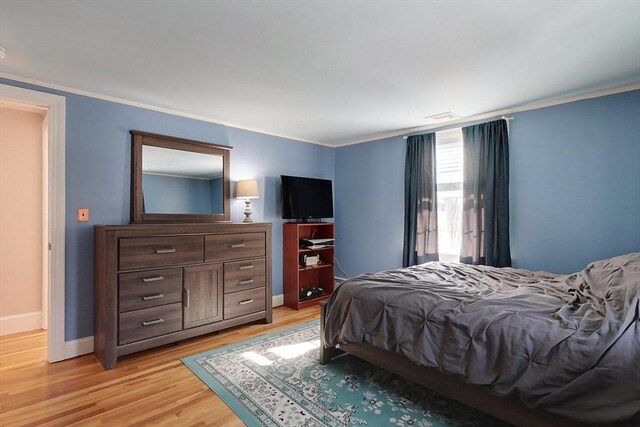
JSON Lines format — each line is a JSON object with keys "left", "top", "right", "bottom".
{"left": 77, "top": 208, "right": 89, "bottom": 222}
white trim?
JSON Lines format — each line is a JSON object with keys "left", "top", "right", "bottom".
{"left": 0, "top": 311, "right": 43, "bottom": 336}
{"left": 0, "top": 84, "right": 66, "bottom": 363}
{"left": 0, "top": 72, "right": 331, "bottom": 147}
{"left": 2, "top": 72, "right": 639, "bottom": 148}
{"left": 63, "top": 336, "right": 94, "bottom": 359}
{"left": 272, "top": 294, "right": 284, "bottom": 307}
{"left": 41, "top": 116, "right": 49, "bottom": 330}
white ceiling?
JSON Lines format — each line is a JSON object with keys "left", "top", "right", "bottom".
{"left": 0, "top": 1, "right": 638, "bottom": 146}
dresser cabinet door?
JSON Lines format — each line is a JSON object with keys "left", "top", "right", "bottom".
{"left": 183, "top": 264, "right": 224, "bottom": 329}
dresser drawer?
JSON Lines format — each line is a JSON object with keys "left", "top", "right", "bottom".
{"left": 205, "top": 233, "right": 265, "bottom": 262}
{"left": 118, "top": 303, "right": 182, "bottom": 345}
{"left": 224, "top": 287, "right": 266, "bottom": 319}
{"left": 224, "top": 258, "right": 266, "bottom": 294}
{"left": 118, "top": 268, "right": 183, "bottom": 312}
{"left": 119, "top": 236, "right": 203, "bottom": 270}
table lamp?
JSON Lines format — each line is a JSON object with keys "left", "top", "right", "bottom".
{"left": 236, "top": 179, "right": 259, "bottom": 223}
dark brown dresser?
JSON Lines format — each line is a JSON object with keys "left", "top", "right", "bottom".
{"left": 94, "top": 222, "right": 272, "bottom": 369}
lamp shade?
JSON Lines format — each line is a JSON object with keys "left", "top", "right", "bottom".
{"left": 236, "top": 179, "right": 259, "bottom": 199}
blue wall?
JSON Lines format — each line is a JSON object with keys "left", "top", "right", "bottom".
{"left": 509, "top": 90, "right": 640, "bottom": 273}
{"left": 335, "top": 137, "right": 405, "bottom": 276}
{"left": 143, "top": 174, "right": 214, "bottom": 214}
{"left": 335, "top": 90, "right": 640, "bottom": 277}
{"left": 0, "top": 78, "right": 335, "bottom": 341}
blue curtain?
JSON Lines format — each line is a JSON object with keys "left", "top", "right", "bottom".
{"left": 403, "top": 133, "right": 439, "bottom": 267}
{"left": 461, "top": 119, "right": 511, "bottom": 267}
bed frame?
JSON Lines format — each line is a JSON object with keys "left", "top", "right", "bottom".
{"left": 318, "top": 301, "right": 584, "bottom": 427}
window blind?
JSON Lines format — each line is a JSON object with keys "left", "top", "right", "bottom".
{"left": 436, "top": 128, "right": 463, "bottom": 187}
{"left": 435, "top": 128, "right": 463, "bottom": 261}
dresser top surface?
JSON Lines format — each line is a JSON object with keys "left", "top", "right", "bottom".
{"left": 95, "top": 222, "right": 272, "bottom": 232}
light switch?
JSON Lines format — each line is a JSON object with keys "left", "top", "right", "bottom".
{"left": 77, "top": 208, "right": 89, "bottom": 222}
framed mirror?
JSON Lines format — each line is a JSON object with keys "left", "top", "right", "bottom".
{"left": 131, "top": 130, "right": 231, "bottom": 223}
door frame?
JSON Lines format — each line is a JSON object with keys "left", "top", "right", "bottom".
{"left": 0, "top": 83, "right": 66, "bottom": 362}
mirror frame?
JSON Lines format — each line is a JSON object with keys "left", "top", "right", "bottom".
{"left": 131, "top": 130, "right": 232, "bottom": 223}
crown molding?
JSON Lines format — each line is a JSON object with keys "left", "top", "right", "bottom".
{"left": 2, "top": 72, "right": 638, "bottom": 149}
{"left": 333, "top": 82, "right": 640, "bottom": 147}
{"left": 0, "top": 72, "right": 334, "bottom": 147}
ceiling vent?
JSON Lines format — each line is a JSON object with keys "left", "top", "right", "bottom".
{"left": 424, "top": 112, "right": 460, "bottom": 124}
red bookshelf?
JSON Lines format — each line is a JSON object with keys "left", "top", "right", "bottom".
{"left": 283, "top": 222, "right": 335, "bottom": 310}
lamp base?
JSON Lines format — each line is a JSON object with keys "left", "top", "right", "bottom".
{"left": 242, "top": 199, "right": 254, "bottom": 223}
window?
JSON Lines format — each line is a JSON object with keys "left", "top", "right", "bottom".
{"left": 435, "top": 128, "right": 463, "bottom": 262}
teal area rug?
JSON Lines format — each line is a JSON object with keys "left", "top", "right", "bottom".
{"left": 182, "top": 321, "right": 509, "bottom": 427}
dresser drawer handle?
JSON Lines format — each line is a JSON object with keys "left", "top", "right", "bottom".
{"left": 230, "top": 243, "right": 246, "bottom": 248}
{"left": 239, "top": 279, "right": 255, "bottom": 285}
{"left": 238, "top": 264, "right": 254, "bottom": 270}
{"left": 155, "top": 248, "right": 176, "bottom": 254}
{"left": 141, "top": 318, "right": 164, "bottom": 326}
{"left": 142, "top": 276, "right": 164, "bottom": 283}
{"left": 239, "top": 299, "right": 254, "bottom": 305}
{"left": 141, "top": 293, "right": 164, "bottom": 301}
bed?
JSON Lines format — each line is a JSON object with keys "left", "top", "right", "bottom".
{"left": 320, "top": 253, "right": 640, "bottom": 426}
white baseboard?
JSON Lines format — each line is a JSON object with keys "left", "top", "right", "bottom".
{"left": 0, "top": 311, "right": 43, "bottom": 336}
{"left": 272, "top": 294, "right": 284, "bottom": 307}
{"left": 59, "top": 294, "right": 285, "bottom": 361}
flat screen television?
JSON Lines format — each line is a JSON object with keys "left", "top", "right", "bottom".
{"left": 281, "top": 175, "right": 334, "bottom": 220}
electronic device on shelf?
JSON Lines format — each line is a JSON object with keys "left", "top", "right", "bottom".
{"left": 301, "top": 254, "right": 320, "bottom": 267}
{"left": 281, "top": 175, "right": 334, "bottom": 220}
{"left": 299, "top": 287, "right": 325, "bottom": 301}
{"left": 300, "top": 238, "right": 334, "bottom": 248}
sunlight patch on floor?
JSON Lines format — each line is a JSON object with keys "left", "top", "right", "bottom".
{"left": 241, "top": 351, "right": 274, "bottom": 366}
{"left": 267, "top": 339, "right": 320, "bottom": 359}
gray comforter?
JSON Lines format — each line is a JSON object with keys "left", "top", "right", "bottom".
{"left": 323, "top": 253, "right": 640, "bottom": 423}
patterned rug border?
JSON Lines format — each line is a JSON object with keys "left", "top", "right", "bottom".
{"left": 181, "top": 320, "right": 320, "bottom": 427}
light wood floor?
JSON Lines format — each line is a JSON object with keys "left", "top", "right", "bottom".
{"left": 0, "top": 306, "right": 320, "bottom": 426}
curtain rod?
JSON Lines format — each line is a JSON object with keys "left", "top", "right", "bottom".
{"left": 402, "top": 116, "right": 514, "bottom": 140}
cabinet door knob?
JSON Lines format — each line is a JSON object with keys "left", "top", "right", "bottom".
{"left": 142, "top": 276, "right": 164, "bottom": 283}
{"left": 141, "top": 318, "right": 164, "bottom": 326}
{"left": 238, "top": 264, "right": 254, "bottom": 270}
{"left": 239, "top": 299, "right": 254, "bottom": 305}
{"left": 155, "top": 248, "right": 176, "bottom": 254}
{"left": 141, "top": 294, "right": 164, "bottom": 301}
{"left": 230, "top": 243, "right": 246, "bottom": 248}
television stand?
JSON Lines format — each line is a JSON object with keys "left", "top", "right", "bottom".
{"left": 283, "top": 222, "right": 335, "bottom": 310}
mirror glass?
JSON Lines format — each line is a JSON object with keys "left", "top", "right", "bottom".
{"left": 142, "top": 145, "right": 224, "bottom": 214}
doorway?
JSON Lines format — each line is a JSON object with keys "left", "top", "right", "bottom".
{"left": 0, "top": 102, "right": 46, "bottom": 339}
{"left": 0, "top": 83, "right": 66, "bottom": 362}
